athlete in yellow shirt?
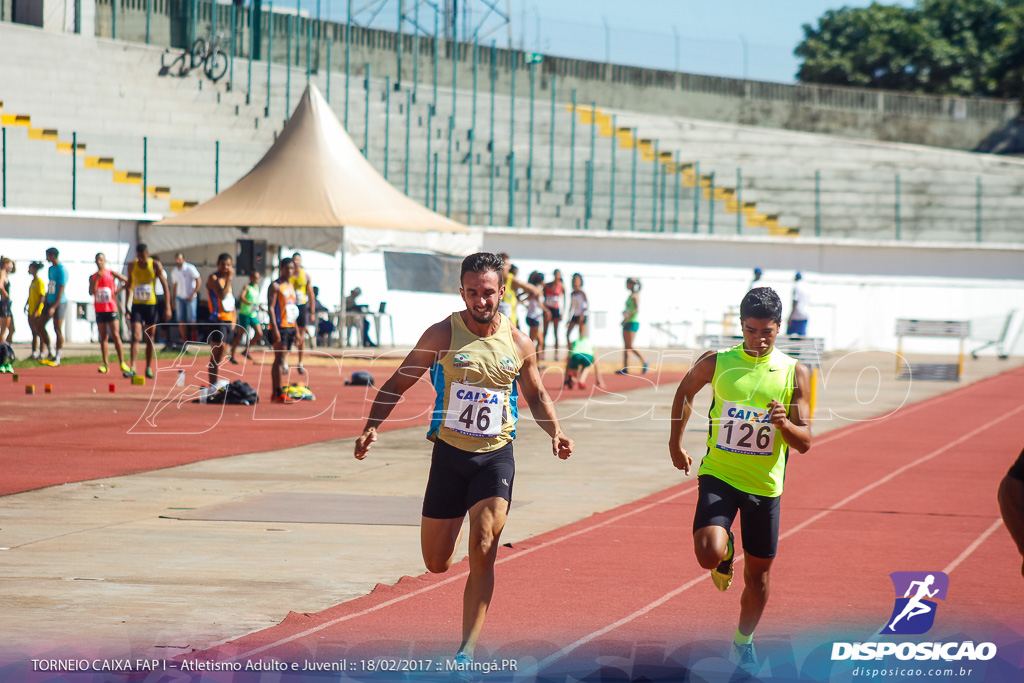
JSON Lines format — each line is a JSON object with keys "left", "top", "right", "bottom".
{"left": 354, "top": 252, "right": 574, "bottom": 673}
{"left": 668, "top": 287, "right": 812, "bottom": 673}
{"left": 123, "top": 243, "right": 172, "bottom": 378}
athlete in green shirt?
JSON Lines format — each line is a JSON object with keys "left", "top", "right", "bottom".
{"left": 230, "top": 271, "right": 264, "bottom": 363}
{"left": 669, "top": 287, "right": 812, "bottom": 673}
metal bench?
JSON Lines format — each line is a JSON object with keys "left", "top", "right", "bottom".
{"left": 895, "top": 319, "right": 970, "bottom": 381}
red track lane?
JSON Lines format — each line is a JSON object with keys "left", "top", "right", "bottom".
{"left": 195, "top": 366, "right": 1024, "bottom": 668}
{"left": 0, "top": 356, "right": 681, "bottom": 496}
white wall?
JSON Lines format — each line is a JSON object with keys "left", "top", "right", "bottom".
{"left": 0, "top": 209, "right": 140, "bottom": 344}
{"left": 4, "top": 212, "right": 1021, "bottom": 356}
{"left": 481, "top": 229, "right": 1024, "bottom": 355}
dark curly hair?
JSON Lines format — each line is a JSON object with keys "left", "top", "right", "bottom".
{"left": 740, "top": 287, "right": 783, "bottom": 324}
{"left": 461, "top": 252, "right": 505, "bottom": 284}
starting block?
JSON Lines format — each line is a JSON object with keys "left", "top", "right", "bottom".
{"left": 131, "top": 376, "right": 146, "bottom": 386}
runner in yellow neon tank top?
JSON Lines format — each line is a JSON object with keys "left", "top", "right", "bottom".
{"left": 354, "top": 252, "right": 574, "bottom": 673}
{"left": 668, "top": 287, "right": 812, "bottom": 674}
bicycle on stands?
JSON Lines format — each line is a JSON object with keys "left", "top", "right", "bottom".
{"left": 190, "top": 30, "right": 229, "bottom": 82}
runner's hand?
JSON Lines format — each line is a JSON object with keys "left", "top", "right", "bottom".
{"left": 767, "top": 399, "right": 787, "bottom": 427}
{"left": 354, "top": 428, "right": 377, "bottom": 460}
{"left": 553, "top": 432, "right": 574, "bottom": 460}
{"left": 669, "top": 443, "right": 692, "bottom": 474}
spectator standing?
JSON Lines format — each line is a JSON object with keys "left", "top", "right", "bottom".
{"left": 290, "top": 252, "right": 315, "bottom": 375}
{"left": 564, "top": 273, "right": 589, "bottom": 343}
{"left": 543, "top": 269, "right": 565, "bottom": 360}
{"left": 171, "top": 253, "right": 201, "bottom": 346}
{"left": 124, "top": 243, "right": 171, "bottom": 378}
{"left": 749, "top": 267, "right": 763, "bottom": 291}
{"left": 496, "top": 253, "right": 540, "bottom": 328}
{"left": 39, "top": 247, "right": 68, "bottom": 367}
{"left": 0, "top": 257, "right": 13, "bottom": 344}
{"left": 230, "top": 271, "right": 263, "bottom": 363}
{"left": 90, "top": 253, "right": 130, "bottom": 375}
{"left": 524, "top": 271, "right": 549, "bottom": 356}
{"left": 787, "top": 272, "right": 809, "bottom": 336}
{"left": 616, "top": 277, "right": 648, "bottom": 375}
{"left": 25, "top": 261, "right": 47, "bottom": 360}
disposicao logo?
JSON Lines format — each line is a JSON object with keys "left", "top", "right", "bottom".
{"left": 883, "top": 571, "right": 948, "bottom": 635}
{"left": 831, "top": 571, "right": 997, "bottom": 662}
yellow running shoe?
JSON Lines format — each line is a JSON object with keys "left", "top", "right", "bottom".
{"left": 120, "top": 362, "right": 131, "bottom": 374}
{"left": 711, "top": 530, "right": 735, "bottom": 591}
{"left": 98, "top": 365, "right": 108, "bottom": 374}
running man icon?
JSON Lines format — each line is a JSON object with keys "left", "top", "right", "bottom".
{"left": 888, "top": 575, "right": 939, "bottom": 630}
{"left": 884, "top": 571, "right": 949, "bottom": 634}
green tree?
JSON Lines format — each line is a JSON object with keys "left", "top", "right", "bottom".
{"left": 796, "top": 0, "right": 1024, "bottom": 100}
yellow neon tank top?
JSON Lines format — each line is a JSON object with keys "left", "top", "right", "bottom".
{"left": 290, "top": 267, "right": 309, "bottom": 305}
{"left": 428, "top": 311, "right": 522, "bottom": 453}
{"left": 131, "top": 258, "right": 158, "bottom": 305}
{"left": 497, "top": 272, "right": 518, "bottom": 326}
{"left": 699, "top": 344, "right": 797, "bottom": 497}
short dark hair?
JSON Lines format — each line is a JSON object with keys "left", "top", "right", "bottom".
{"left": 461, "top": 252, "right": 504, "bottom": 284}
{"left": 46, "top": 247, "right": 59, "bottom": 257}
{"left": 279, "top": 257, "right": 294, "bottom": 271}
{"left": 740, "top": 287, "right": 783, "bottom": 323}
{"left": 136, "top": 243, "right": 148, "bottom": 254}
{"left": 217, "top": 252, "right": 232, "bottom": 263}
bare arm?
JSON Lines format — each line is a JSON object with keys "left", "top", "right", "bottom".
{"left": 668, "top": 350, "right": 717, "bottom": 474}
{"left": 512, "top": 277, "right": 541, "bottom": 298}
{"left": 125, "top": 270, "right": 134, "bottom": 310}
{"left": 266, "top": 281, "right": 281, "bottom": 339}
{"left": 998, "top": 473, "right": 1024, "bottom": 578}
{"left": 512, "top": 329, "right": 573, "bottom": 459}
{"left": 767, "top": 362, "right": 812, "bottom": 454}
{"left": 354, "top": 321, "right": 449, "bottom": 459}
{"left": 156, "top": 263, "right": 172, "bottom": 319}
{"left": 88, "top": 273, "right": 97, "bottom": 298}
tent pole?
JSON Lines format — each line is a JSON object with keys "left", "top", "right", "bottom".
{"left": 339, "top": 226, "right": 347, "bottom": 348}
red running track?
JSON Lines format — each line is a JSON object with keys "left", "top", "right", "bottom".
{"left": 195, "top": 366, "right": 1024, "bottom": 678}
{"left": 0, "top": 352, "right": 681, "bottom": 496}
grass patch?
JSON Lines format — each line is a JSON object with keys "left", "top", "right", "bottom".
{"left": 13, "top": 349, "right": 201, "bottom": 370}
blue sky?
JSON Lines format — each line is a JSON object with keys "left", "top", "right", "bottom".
{"left": 324, "top": 0, "right": 915, "bottom": 84}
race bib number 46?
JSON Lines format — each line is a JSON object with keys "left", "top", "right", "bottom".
{"left": 715, "top": 401, "right": 776, "bottom": 456}
{"left": 445, "top": 383, "right": 505, "bottom": 438}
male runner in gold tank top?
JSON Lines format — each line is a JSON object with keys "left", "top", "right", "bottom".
{"left": 354, "top": 252, "right": 574, "bottom": 676}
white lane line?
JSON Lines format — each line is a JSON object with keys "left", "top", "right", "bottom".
{"left": 944, "top": 518, "right": 1004, "bottom": 575}
{"left": 521, "top": 402, "right": 1024, "bottom": 677}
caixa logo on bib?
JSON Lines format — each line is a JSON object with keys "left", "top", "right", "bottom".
{"left": 884, "top": 571, "right": 948, "bottom": 635}
{"left": 831, "top": 571, "right": 997, "bottom": 662}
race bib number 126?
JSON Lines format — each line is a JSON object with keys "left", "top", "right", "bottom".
{"left": 715, "top": 401, "right": 776, "bottom": 456}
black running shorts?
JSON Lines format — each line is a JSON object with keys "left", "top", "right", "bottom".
{"left": 130, "top": 304, "right": 159, "bottom": 327}
{"left": 422, "top": 439, "right": 515, "bottom": 519}
{"left": 693, "top": 474, "right": 781, "bottom": 559}
{"left": 95, "top": 311, "right": 117, "bottom": 324}
{"left": 274, "top": 327, "right": 296, "bottom": 350}
{"left": 205, "top": 322, "right": 234, "bottom": 345}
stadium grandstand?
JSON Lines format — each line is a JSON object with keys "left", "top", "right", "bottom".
{"left": 0, "top": 0, "right": 1021, "bottom": 352}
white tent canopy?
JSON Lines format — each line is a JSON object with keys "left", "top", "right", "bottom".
{"left": 142, "top": 83, "right": 479, "bottom": 259}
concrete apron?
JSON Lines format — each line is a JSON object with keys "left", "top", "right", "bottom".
{"left": 0, "top": 353, "right": 1019, "bottom": 660}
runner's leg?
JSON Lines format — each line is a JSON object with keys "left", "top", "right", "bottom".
{"left": 738, "top": 555, "right": 773, "bottom": 637}
{"left": 459, "top": 496, "right": 509, "bottom": 657}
